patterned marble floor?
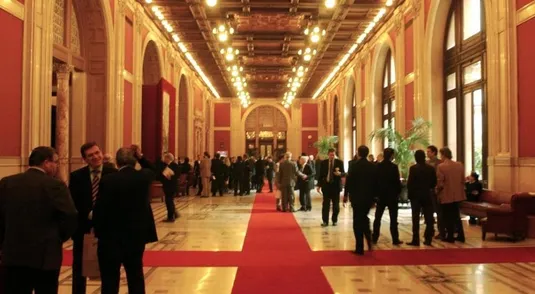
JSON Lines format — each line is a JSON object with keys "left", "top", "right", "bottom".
{"left": 58, "top": 188, "right": 535, "bottom": 293}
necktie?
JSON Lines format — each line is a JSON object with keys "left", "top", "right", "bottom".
{"left": 91, "top": 170, "right": 100, "bottom": 206}
{"left": 327, "top": 160, "right": 333, "bottom": 182}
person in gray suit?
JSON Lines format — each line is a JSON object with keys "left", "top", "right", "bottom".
{"left": 0, "top": 146, "right": 78, "bottom": 293}
{"left": 276, "top": 152, "right": 306, "bottom": 212}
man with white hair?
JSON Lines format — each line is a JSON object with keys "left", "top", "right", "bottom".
{"left": 276, "top": 152, "right": 306, "bottom": 212}
{"left": 297, "top": 155, "right": 315, "bottom": 211}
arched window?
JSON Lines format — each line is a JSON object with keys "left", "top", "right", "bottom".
{"left": 333, "top": 95, "right": 340, "bottom": 154}
{"left": 382, "top": 49, "right": 396, "bottom": 148}
{"left": 352, "top": 90, "right": 357, "bottom": 155}
{"left": 444, "top": 0, "right": 486, "bottom": 180}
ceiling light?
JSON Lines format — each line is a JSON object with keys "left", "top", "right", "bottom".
{"left": 151, "top": 6, "right": 159, "bottom": 12}
{"left": 172, "top": 34, "right": 180, "bottom": 42}
{"left": 386, "top": 0, "right": 394, "bottom": 7}
{"left": 325, "top": 0, "right": 336, "bottom": 9}
{"left": 311, "top": 34, "right": 320, "bottom": 43}
{"left": 178, "top": 42, "right": 188, "bottom": 52}
{"left": 145, "top": 0, "right": 152, "bottom": 3}
{"left": 218, "top": 33, "right": 228, "bottom": 42}
{"left": 206, "top": 0, "right": 217, "bottom": 7}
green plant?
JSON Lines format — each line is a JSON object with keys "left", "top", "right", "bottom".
{"left": 369, "top": 117, "right": 431, "bottom": 178}
{"left": 313, "top": 136, "right": 339, "bottom": 159}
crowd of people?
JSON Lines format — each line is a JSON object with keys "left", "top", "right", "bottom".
{"left": 0, "top": 140, "right": 484, "bottom": 292}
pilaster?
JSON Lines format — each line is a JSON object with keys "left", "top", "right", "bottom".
{"left": 53, "top": 63, "right": 74, "bottom": 182}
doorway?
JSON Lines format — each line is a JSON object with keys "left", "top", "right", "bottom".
{"left": 244, "top": 106, "right": 288, "bottom": 158}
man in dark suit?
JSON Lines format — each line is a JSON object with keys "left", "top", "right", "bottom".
{"left": 0, "top": 146, "right": 78, "bottom": 293}
{"left": 211, "top": 153, "right": 225, "bottom": 196}
{"left": 93, "top": 145, "right": 158, "bottom": 293}
{"left": 69, "top": 142, "right": 117, "bottom": 294}
{"left": 277, "top": 152, "right": 305, "bottom": 212}
{"left": 343, "top": 155, "right": 358, "bottom": 200}
{"left": 344, "top": 145, "right": 377, "bottom": 255}
{"left": 372, "top": 148, "right": 403, "bottom": 245}
{"left": 159, "top": 152, "right": 180, "bottom": 222}
{"left": 317, "top": 148, "right": 345, "bottom": 226}
{"left": 255, "top": 156, "right": 266, "bottom": 192}
{"left": 265, "top": 156, "right": 275, "bottom": 193}
{"left": 407, "top": 150, "right": 437, "bottom": 246}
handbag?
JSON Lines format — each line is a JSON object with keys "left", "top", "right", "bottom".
{"left": 82, "top": 232, "right": 100, "bottom": 278}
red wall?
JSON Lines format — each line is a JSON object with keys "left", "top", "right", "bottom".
{"left": 301, "top": 131, "right": 318, "bottom": 156}
{"left": 301, "top": 103, "right": 318, "bottom": 127}
{"left": 124, "top": 18, "right": 133, "bottom": 73}
{"left": 405, "top": 82, "right": 414, "bottom": 131}
{"left": 214, "top": 130, "right": 231, "bottom": 154}
{"left": 405, "top": 22, "right": 414, "bottom": 75}
{"left": 424, "top": 0, "right": 431, "bottom": 25}
{"left": 123, "top": 81, "right": 133, "bottom": 146}
{"left": 214, "top": 103, "right": 231, "bottom": 127}
{"left": 517, "top": 18, "right": 535, "bottom": 157}
{"left": 141, "top": 85, "right": 159, "bottom": 162}
{"left": 0, "top": 11, "right": 23, "bottom": 156}
{"left": 517, "top": 0, "right": 533, "bottom": 9}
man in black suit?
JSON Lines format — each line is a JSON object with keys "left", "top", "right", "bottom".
{"left": 159, "top": 152, "right": 180, "bottom": 222}
{"left": 343, "top": 155, "right": 358, "bottom": 200}
{"left": 93, "top": 145, "right": 158, "bottom": 294}
{"left": 69, "top": 142, "right": 117, "bottom": 294}
{"left": 344, "top": 145, "right": 377, "bottom": 255}
{"left": 0, "top": 146, "right": 78, "bottom": 293}
{"left": 317, "top": 148, "right": 345, "bottom": 226}
{"left": 211, "top": 153, "right": 225, "bottom": 196}
{"left": 407, "top": 150, "right": 437, "bottom": 246}
{"left": 255, "top": 156, "right": 266, "bottom": 192}
{"left": 265, "top": 156, "right": 275, "bottom": 192}
{"left": 372, "top": 148, "right": 403, "bottom": 245}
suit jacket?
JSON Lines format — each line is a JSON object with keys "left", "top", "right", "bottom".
{"left": 376, "top": 160, "right": 402, "bottom": 202}
{"left": 266, "top": 161, "right": 275, "bottom": 179}
{"left": 436, "top": 160, "right": 466, "bottom": 204}
{"left": 307, "top": 161, "right": 316, "bottom": 190}
{"left": 200, "top": 158, "right": 211, "bottom": 178}
{"left": 343, "top": 159, "right": 356, "bottom": 197}
{"left": 211, "top": 158, "right": 225, "bottom": 179}
{"left": 346, "top": 158, "right": 378, "bottom": 205}
{"left": 0, "top": 169, "right": 78, "bottom": 270}
{"left": 69, "top": 164, "right": 117, "bottom": 240}
{"left": 407, "top": 163, "right": 437, "bottom": 201}
{"left": 277, "top": 160, "right": 301, "bottom": 187}
{"left": 318, "top": 158, "right": 345, "bottom": 191}
{"left": 255, "top": 159, "right": 266, "bottom": 176}
{"left": 158, "top": 161, "right": 179, "bottom": 194}
{"left": 296, "top": 163, "right": 315, "bottom": 191}
{"left": 93, "top": 157, "right": 158, "bottom": 246}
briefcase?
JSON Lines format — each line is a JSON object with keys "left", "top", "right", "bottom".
{"left": 82, "top": 232, "right": 100, "bottom": 278}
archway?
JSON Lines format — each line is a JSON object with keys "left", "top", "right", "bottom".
{"left": 178, "top": 75, "right": 189, "bottom": 157}
{"left": 342, "top": 76, "right": 357, "bottom": 161}
{"left": 141, "top": 40, "right": 163, "bottom": 161}
{"left": 243, "top": 105, "right": 289, "bottom": 159}
{"left": 333, "top": 95, "right": 340, "bottom": 155}
{"left": 51, "top": 0, "right": 109, "bottom": 177}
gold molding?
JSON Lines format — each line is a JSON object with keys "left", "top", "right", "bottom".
{"left": 517, "top": 1, "right": 535, "bottom": 26}
{"left": 405, "top": 72, "right": 415, "bottom": 84}
{"left": 123, "top": 70, "right": 134, "bottom": 83}
{"left": 0, "top": 157, "right": 22, "bottom": 167}
{"left": 213, "top": 127, "right": 231, "bottom": 131}
{"left": 0, "top": 0, "right": 25, "bottom": 21}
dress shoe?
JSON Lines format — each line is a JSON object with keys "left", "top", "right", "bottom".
{"left": 456, "top": 237, "right": 465, "bottom": 243}
{"left": 353, "top": 250, "right": 364, "bottom": 255}
{"left": 163, "top": 218, "right": 175, "bottom": 223}
{"left": 299, "top": 207, "right": 306, "bottom": 211}
{"left": 407, "top": 241, "right": 420, "bottom": 246}
{"left": 423, "top": 240, "right": 432, "bottom": 246}
{"left": 392, "top": 240, "right": 404, "bottom": 246}
{"left": 321, "top": 222, "right": 329, "bottom": 227}
{"left": 332, "top": 222, "right": 337, "bottom": 226}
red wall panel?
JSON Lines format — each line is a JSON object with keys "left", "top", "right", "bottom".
{"left": 405, "top": 82, "right": 415, "bottom": 131}
{"left": 0, "top": 11, "right": 23, "bottom": 156}
{"left": 424, "top": 0, "right": 431, "bottom": 25}
{"left": 142, "top": 85, "right": 159, "bottom": 162}
{"left": 517, "top": 0, "right": 533, "bottom": 9}
{"left": 109, "top": 0, "right": 115, "bottom": 23}
{"left": 404, "top": 23, "right": 414, "bottom": 75}
{"left": 517, "top": 19, "right": 535, "bottom": 157}
{"left": 214, "top": 130, "right": 231, "bottom": 155}
{"left": 123, "top": 81, "right": 133, "bottom": 146}
{"left": 124, "top": 18, "right": 133, "bottom": 73}
{"left": 301, "top": 103, "right": 318, "bottom": 127}
{"left": 214, "top": 103, "right": 231, "bottom": 127}
{"left": 301, "top": 131, "right": 318, "bottom": 156}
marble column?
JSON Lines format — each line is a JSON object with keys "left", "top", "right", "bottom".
{"left": 54, "top": 63, "right": 73, "bottom": 182}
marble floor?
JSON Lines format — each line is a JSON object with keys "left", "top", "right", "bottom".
{"left": 58, "top": 189, "right": 535, "bottom": 293}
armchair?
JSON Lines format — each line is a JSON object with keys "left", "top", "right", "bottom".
{"left": 482, "top": 193, "right": 535, "bottom": 241}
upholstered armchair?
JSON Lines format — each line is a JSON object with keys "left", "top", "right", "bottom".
{"left": 482, "top": 193, "right": 535, "bottom": 241}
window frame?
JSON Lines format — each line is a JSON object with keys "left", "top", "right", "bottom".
{"left": 443, "top": 0, "right": 488, "bottom": 183}
{"left": 382, "top": 49, "right": 396, "bottom": 130}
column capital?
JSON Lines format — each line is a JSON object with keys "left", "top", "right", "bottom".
{"left": 118, "top": 0, "right": 127, "bottom": 16}
{"left": 135, "top": 9, "right": 144, "bottom": 32}
{"left": 410, "top": 0, "right": 422, "bottom": 17}
{"left": 53, "top": 63, "right": 74, "bottom": 75}
{"left": 393, "top": 12, "right": 403, "bottom": 34}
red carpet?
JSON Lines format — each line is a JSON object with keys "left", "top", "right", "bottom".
{"left": 230, "top": 189, "right": 334, "bottom": 294}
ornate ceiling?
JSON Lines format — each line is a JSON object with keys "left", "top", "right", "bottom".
{"left": 144, "top": 0, "right": 397, "bottom": 99}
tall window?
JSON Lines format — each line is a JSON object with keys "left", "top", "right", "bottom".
{"left": 382, "top": 49, "right": 396, "bottom": 148}
{"left": 444, "top": 0, "right": 486, "bottom": 180}
{"left": 352, "top": 90, "right": 357, "bottom": 155}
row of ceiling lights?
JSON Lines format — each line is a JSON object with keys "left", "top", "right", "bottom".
{"left": 144, "top": 0, "right": 220, "bottom": 98}
{"left": 312, "top": 0, "right": 394, "bottom": 99}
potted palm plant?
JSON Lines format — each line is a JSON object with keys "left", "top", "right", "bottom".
{"left": 369, "top": 118, "right": 432, "bottom": 203}
{"left": 313, "top": 136, "right": 339, "bottom": 159}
